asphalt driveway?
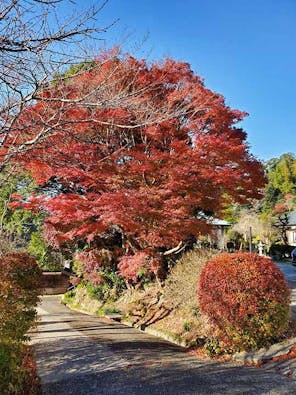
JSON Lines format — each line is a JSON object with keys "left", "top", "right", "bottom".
{"left": 31, "top": 296, "right": 296, "bottom": 395}
{"left": 277, "top": 263, "right": 296, "bottom": 320}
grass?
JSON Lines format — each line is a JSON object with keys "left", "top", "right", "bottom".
{"left": 95, "top": 307, "right": 120, "bottom": 316}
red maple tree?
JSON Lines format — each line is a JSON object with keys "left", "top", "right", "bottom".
{"left": 7, "top": 54, "right": 265, "bottom": 282}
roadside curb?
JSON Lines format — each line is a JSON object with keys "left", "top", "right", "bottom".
{"left": 233, "top": 337, "right": 296, "bottom": 364}
{"left": 120, "top": 319, "right": 189, "bottom": 348}
{"left": 62, "top": 296, "right": 296, "bottom": 370}
{"left": 61, "top": 297, "right": 190, "bottom": 348}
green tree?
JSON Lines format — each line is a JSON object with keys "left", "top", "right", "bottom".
{"left": 0, "top": 171, "right": 38, "bottom": 245}
{"left": 263, "top": 153, "right": 296, "bottom": 213}
{"left": 228, "top": 205, "right": 276, "bottom": 251}
{"left": 28, "top": 231, "right": 64, "bottom": 271}
{"left": 0, "top": 170, "right": 65, "bottom": 270}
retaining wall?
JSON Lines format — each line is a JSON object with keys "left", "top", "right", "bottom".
{"left": 40, "top": 272, "right": 70, "bottom": 295}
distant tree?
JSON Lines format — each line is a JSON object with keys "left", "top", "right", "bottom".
{"left": 0, "top": 171, "right": 38, "bottom": 243}
{"left": 273, "top": 194, "right": 296, "bottom": 245}
{"left": 262, "top": 153, "right": 296, "bottom": 213}
{"left": 0, "top": 170, "right": 65, "bottom": 269}
{"left": 9, "top": 55, "right": 265, "bottom": 283}
{"left": 229, "top": 206, "right": 276, "bottom": 250}
{"left": 259, "top": 153, "right": 296, "bottom": 245}
{"left": 28, "top": 230, "right": 65, "bottom": 271}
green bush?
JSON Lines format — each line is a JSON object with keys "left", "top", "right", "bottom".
{"left": 86, "top": 270, "right": 126, "bottom": 302}
{"left": 95, "top": 307, "right": 120, "bottom": 316}
{"left": 63, "top": 289, "right": 76, "bottom": 305}
{"left": 182, "top": 322, "right": 192, "bottom": 332}
{"left": 198, "top": 252, "right": 290, "bottom": 353}
{"left": 0, "top": 341, "right": 27, "bottom": 394}
{"left": 28, "top": 231, "right": 64, "bottom": 271}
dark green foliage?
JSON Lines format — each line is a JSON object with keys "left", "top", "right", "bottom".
{"left": 0, "top": 170, "right": 67, "bottom": 270}
{"left": 182, "top": 322, "right": 192, "bottom": 332}
{"left": 28, "top": 231, "right": 64, "bottom": 271}
{"left": 86, "top": 270, "right": 126, "bottom": 302}
{"left": 262, "top": 153, "right": 296, "bottom": 214}
{"left": 0, "top": 341, "right": 27, "bottom": 394}
{"left": 269, "top": 244, "right": 295, "bottom": 259}
{"left": 263, "top": 184, "right": 282, "bottom": 213}
{"left": 204, "top": 338, "right": 224, "bottom": 356}
{"left": 0, "top": 172, "right": 38, "bottom": 240}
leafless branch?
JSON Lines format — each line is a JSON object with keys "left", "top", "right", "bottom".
{"left": 0, "top": 0, "right": 117, "bottom": 169}
{"left": 0, "top": 1, "right": 201, "bottom": 173}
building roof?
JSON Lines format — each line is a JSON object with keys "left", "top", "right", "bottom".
{"left": 208, "top": 218, "right": 231, "bottom": 226}
{"left": 196, "top": 211, "right": 231, "bottom": 226}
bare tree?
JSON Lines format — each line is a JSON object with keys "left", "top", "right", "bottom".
{"left": 231, "top": 206, "right": 277, "bottom": 249}
{"left": 0, "top": 0, "right": 113, "bottom": 169}
{"left": 0, "top": 1, "right": 200, "bottom": 173}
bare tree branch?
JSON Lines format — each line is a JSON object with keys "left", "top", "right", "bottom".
{"left": 0, "top": 1, "right": 202, "bottom": 174}
{"left": 0, "top": 0, "right": 116, "bottom": 169}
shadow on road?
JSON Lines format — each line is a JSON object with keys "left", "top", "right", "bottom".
{"left": 31, "top": 296, "right": 296, "bottom": 395}
{"left": 35, "top": 336, "right": 295, "bottom": 395}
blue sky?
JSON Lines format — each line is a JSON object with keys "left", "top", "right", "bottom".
{"left": 63, "top": 0, "right": 296, "bottom": 161}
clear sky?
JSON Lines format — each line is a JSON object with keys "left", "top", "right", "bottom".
{"left": 63, "top": 0, "right": 296, "bottom": 162}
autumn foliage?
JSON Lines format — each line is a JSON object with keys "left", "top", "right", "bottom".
{"left": 0, "top": 252, "right": 41, "bottom": 341}
{"left": 198, "top": 253, "right": 290, "bottom": 352}
{"left": 7, "top": 53, "right": 265, "bottom": 282}
{"left": 0, "top": 252, "right": 41, "bottom": 394}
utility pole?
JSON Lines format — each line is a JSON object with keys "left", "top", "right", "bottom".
{"left": 249, "top": 226, "right": 252, "bottom": 253}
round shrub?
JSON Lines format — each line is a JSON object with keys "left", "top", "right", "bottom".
{"left": 198, "top": 252, "right": 290, "bottom": 353}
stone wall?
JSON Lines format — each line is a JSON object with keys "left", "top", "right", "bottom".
{"left": 40, "top": 272, "right": 70, "bottom": 295}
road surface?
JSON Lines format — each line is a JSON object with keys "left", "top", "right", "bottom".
{"left": 277, "top": 263, "right": 296, "bottom": 321}
{"left": 31, "top": 296, "right": 296, "bottom": 394}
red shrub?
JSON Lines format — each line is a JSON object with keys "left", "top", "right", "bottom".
{"left": 118, "top": 251, "right": 161, "bottom": 283}
{"left": 198, "top": 253, "right": 290, "bottom": 352}
{"left": 0, "top": 252, "right": 41, "bottom": 394}
{"left": 20, "top": 346, "right": 41, "bottom": 395}
{"left": 0, "top": 252, "right": 41, "bottom": 293}
{"left": 0, "top": 252, "right": 41, "bottom": 341}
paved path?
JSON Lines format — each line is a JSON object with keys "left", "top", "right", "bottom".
{"left": 31, "top": 296, "right": 296, "bottom": 394}
{"left": 277, "top": 263, "right": 296, "bottom": 320}
{"left": 276, "top": 263, "right": 296, "bottom": 286}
